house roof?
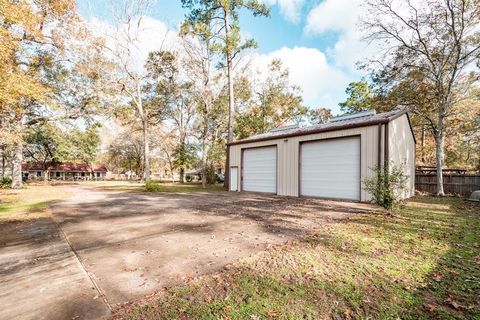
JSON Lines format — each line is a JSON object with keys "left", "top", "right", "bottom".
{"left": 22, "top": 162, "right": 108, "bottom": 172}
{"left": 228, "top": 109, "right": 415, "bottom": 146}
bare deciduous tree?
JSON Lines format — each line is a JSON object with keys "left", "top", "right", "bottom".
{"left": 106, "top": 0, "right": 156, "bottom": 182}
{"left": 181, "top": 30, "right": 222, "bottom": 188}
{"left": 362, "top": 0, "right": 480, "bottom": 195}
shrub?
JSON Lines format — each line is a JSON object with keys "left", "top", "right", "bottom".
{"left": 363, "top": 162, "right": 408, "bottom": 210}
{"left": 145, "top": 180, "right": 162, "bottom": 192}
{"left": 205, "top": 163, "right": 217, "bottom": 185}
{"left": 0, "top": 177, "right": 12, "bottom": 189}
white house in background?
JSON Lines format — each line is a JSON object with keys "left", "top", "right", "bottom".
{"left": 227, "top": 109, "right": 416, "bottom": 202}
{"left": 22, "top": 162, "right": 108, "bottom": 180}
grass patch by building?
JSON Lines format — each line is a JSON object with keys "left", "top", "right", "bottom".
{"left": 88, "top": 181, "right": 225, "bottom": 193}
{"left": 0, "top": 184, "right": 69, "bottom": 221}
{"left": 150, "top": 182, "right": 224, "bottom": 193}
{"left": 114, "top": 196, "right": 480, "bottom": 320}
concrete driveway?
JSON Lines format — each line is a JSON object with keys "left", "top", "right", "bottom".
{"left": 0, "top": 186, "right": 375, "bottom": 320}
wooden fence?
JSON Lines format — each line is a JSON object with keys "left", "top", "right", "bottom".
{"left": 415, "top": 174, "right": 480, "bottom": 196}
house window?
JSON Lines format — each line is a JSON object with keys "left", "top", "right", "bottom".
{"left": 97, "top": 172, "right": 101, "bottom": 177}
{"left": 36, "top": 171, "right": 42, "bottom": 177}
{"left": 56, "top": 172, "right": 61, "bottom": 178}
{"left": 81, "top": 172, "right": 85, "bottom": 177}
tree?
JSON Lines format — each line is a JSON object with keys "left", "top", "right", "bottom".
{"left": 24, "top": 122, "right": 101, "bottom": 179}
{"left": 23, "top": 122, "right": 64, "bottom": 181}
{"left": 182, "top": 0, "right": 270, "bottom": 188}
{"left": 0, "top": 0, "right": 70, "bottom": 188}
{"left": 154, "top": 129, "right": 178, "bottom": 182}
{"left": 235, "top": 59, "right": 307, "bottom": 139}
{"left": 362, "top": 0, "right": 480, "bottom": 195}
{"left": 146, "top": 50, "right": 197, "bottom": 183}
{"left": 309, "top": 107, "right": 333, "bottom": 125}
{"left": 363, "top": 162, "right": 408, "bottom": 210}
{"left": 64, "top": 125, "right": 101, "bottom": 172}
{"left": 181, "top": 0, "right": 270, "bottom": 143}
{"left": 172, "top": 143, "right": 198, "bottom": 182}
{"left": 0, "top": 0, "right": 109, "bottom": 188}
{"left": 442, "top": 91, "right": 480, "bottom": 170}
{"left": 0, "top": 145, "right": 11, "bottom": 180}
{"left": 205, "top": 85, "right": 229, "bottom": 174}
{"left": 339, "top": 81, "right": 376, "bottom": 114}
{"left": 181, "top": 22, "right": 222, "bottom": 188}
{"left": 340, "top": 75, "right": 480, "bottom": 171}
{"left": 104, "top": 130, "right": 145, "bottom": 178}
{"left": 106, "top": 0, "right": 157, "bottom": 182}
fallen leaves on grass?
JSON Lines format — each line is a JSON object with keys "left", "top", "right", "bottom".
{"left": 425, "top": 303, "right": 438, "bottom": 312}
{"left": 110, "top": 196, "right": 480, "bottom": 320}
{"left": 432, "top": 273, "right": 443, "bottom": 282}
{"left": 445, "top": 297, "right": 463, "bottom": 310}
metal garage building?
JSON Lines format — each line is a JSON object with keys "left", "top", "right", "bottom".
{"left": 227, "top": 109, "right": 416, "bottom": 202}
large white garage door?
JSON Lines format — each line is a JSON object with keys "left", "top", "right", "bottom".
{"left": 243, "top": 146, "right": 277, "bottom": 193}
{"left": 301, "top": 137, "right": 360, "bottom": 200}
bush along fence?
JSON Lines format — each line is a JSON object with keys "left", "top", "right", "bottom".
{"left": 415, "top": 174, "right": 480, "bottom": 196}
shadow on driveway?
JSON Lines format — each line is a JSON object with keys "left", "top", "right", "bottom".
{"left": 0, "top": 186, "right": 376, "bottom": 320}
{"left": 0, "top": 217, "right": 110, "bottom": 320}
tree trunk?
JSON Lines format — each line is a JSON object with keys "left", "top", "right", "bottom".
{"left": 11, "top": 143, "right": 22, "bottom": 189}
{"left": 201, "top": 163, "right": 207, "bottom": 188}
{"left": 165, "top": 152, "right": 174, "bottom": 183}
{"left": 1, "top": 147, "right": 5, "bottom": 180}
{"left": 224, "top": 7, "right": 234, "bottom": 189}
{"left": 421, "top": 126, "right": 426, "bottom": 164}
{"left": 201, "top": 148, "right": 207, "bottom": 188}
{"left": 224, "top": 9, "right": 235, "bottom": 144}
{"left": 136, "top": 80, "right": 150, "bottom": 183}
{"left": 179, "top": 167, "right": 185, "bottom": 184}
{"left": 201, "top": 104, "right": 208, "bottom": 189}
{"left": 434, "top": 129, "right": 445, "bottom": 196}
{"left": 143, "top": 120, "right": 150, "bottom": 182}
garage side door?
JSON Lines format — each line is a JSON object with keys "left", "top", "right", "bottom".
{"left": 243, "top": 146, "right": 277, "bottom": 193}
{"left": 301, "top": 137, "right": 360, "bottom": 200}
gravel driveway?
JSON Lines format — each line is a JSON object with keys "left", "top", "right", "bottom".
{"left": 0, "top": 186, "right": 375, "bottom": 320}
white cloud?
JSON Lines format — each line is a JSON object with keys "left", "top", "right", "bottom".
{"left": 263, "top": 0, "right": 305, "bottom": 23}
{"left": 251, "top": 46, "right": 351, "bottom": 111}
{"left": 305, "top": 0, "right": 359, "bottom": 34}
{"left": 86, "top": 14, "right": 354, "bottom": 112}
{"left": 304, "top": 0, "right": 376, "bottom": 71}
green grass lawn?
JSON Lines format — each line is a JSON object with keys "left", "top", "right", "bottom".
{"left": 86, "top": 180, "right": 225, "bottom": 193}
{"left": 0, "top": 184, "right": 69, "bottom": 221}
{"left": 117, "top": 196, "right": 480, "bottom": 320}
{"left": 0, "top": 181, "right": 223, "bottom": 221}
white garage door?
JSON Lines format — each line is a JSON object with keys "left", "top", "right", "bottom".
{"left": 243, "top": 146, "right": 277, "bottom": 193}
{"left": 301, "top": 137, "right": 360, "bottom": 200}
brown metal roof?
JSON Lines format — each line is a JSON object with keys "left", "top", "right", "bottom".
{"left": 228, "top": 109, "right": 414, "bottom": 146}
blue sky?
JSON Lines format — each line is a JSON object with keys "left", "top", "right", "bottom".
{"left": 78, "top": 0, "right": 370, "bottom": 114}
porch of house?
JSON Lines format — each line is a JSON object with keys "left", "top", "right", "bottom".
{"left": 24, "top": 170, "right": 106, "bottom": 181}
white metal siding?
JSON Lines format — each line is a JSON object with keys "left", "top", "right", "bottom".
{"left": 230, "top": 167, "right": 238, "bottom": 191}
{"left": 388, "top": 115, "right": 416, "bottom": 198}
{"left": 229, "top": 126, "right": 380, "bottom": 201}
{"left": 243, "top": 146, "right": 277, "bottom": 193}
{"left": 301, "top": 137, "right": 361, "bottom": 200}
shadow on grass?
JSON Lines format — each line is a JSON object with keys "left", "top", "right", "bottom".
{"left": 113, "top": 196, "right": 480, "bottom": 320}
{"left": 0, "top": 201, "right": 52, "bottom": 222}
{"left": 295, "top": 196, "right": 480, "bottom": 319}
{"left": 88, "top": 181, "right": 225, "bottom": 194}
